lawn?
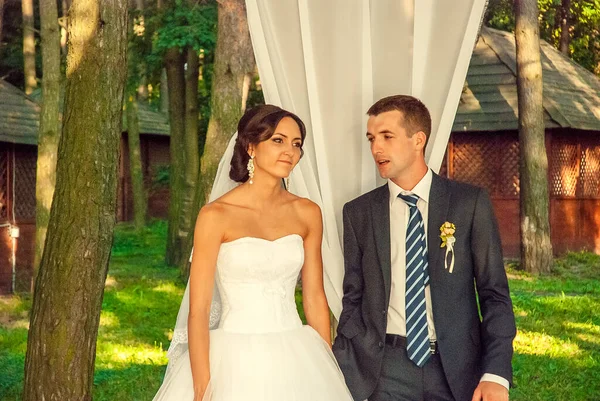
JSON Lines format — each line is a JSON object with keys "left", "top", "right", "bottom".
{"left": 1, "top": 221, "right": 181, "bottom": 401}
{"left": 1, "top": 221, "right": 599, "bottom": 400}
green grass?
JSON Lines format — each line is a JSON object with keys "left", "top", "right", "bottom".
{"left": 507, "top": 254, "right": 600, "bottom": 401}
{"left": 1, "top": 225, "right": 599, "bottom": 401}
{"left": 0, "top": 220, "right": 184, "bottom": 401}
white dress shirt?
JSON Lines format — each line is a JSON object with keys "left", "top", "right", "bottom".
{"left": 385, "top": 169, "right": 509, "bottom": 390}
{"left": 386, "top": 169, "right": 436, "bottom": 339}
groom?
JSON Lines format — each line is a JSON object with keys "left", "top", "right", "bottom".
{"left": 332, "top": 95, "right": 516, "bottom": 401}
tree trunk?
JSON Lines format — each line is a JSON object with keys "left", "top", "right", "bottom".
{"left": 177, "top": 46, "right": 200, "bottom": 273}
{"left": 515, "top": 0, "right": 553, "bottom": 274}
{"left": 125, "top": 0, "right": 148, "bottom": 229}
{"left": 22, "top": 0, "right": 37, "bottom": 94}
{"left": 157, "top": 0, "right": 188, "bottom": 266}
{"left": 126, "top": 94, "right": 148, "bottom": 229}
{"left": 134, "top": 0, "right": 148, "bottom": 99}
{"left": 181, "top": 0, "right": 254, "bottom": 278}
{"left": 0, "top": 0, "right": 5, "bottom": 52}
{"left": 164, "top": 46, "right": 186, "bottom": 266}
{"left": 22, "top": 1, "right": 128, "bottom": 400}
{"left": 558, "top": 0, "right": 571, "bottom": 55}
{"left": 34, "top": 0, "right": 62, "bottom": 279}
{"left": 160, "top": 68, "right": 169, "bottom": 114}
{"left": 60, "top": 0, "right": 69, "bottom": 57}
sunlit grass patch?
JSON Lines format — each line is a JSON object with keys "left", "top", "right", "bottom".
{"left": 99, "top": 310, "right": 119, "bottom": 328}
{"left": 509, "top": 256, "right": 600, "bottom": 401}
{"left": 95, "top": 342, "right": 168, "bottom": 368}
{"left": 152, "top": 282, "right": 184, "bottom": 296}
{"left": 563, "top": 321, "right": 600, "bottom": 345}
{"left": 0, "top": 294, "right": 31, "bottom": 330}
{"left": 514, "top": 329, "right": 581, "bottom": 358}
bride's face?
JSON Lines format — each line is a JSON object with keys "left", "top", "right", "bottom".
{"left": 251, "top": 117, "right": 303, "bottom": 179}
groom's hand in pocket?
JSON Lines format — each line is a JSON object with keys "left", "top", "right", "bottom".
{"left": 471, "top": 381, "right": 509, "bottom": 401}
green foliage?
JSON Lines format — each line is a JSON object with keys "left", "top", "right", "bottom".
{"left": 150, "top": 165, "right": 171, "bottom": 189}
{"left": 485, "top": 0, "right": 516, "bottom": 32}
{"left": 153, "top": 1, "right": 217, "bottom": 55}
{"left": 568, "top": 1, "right": 600, "bottom": 73}
{"left": 126, "top": 1, "right": 218, "bottom": 124}
{"left": 485, "top": 0, "right": 600, "bottom": 74}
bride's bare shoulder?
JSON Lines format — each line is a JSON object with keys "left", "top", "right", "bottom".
{"left": 200, "top": 186, "right": 248, "bottom": 218}
{"left": 195, "top": 201, "right": 226, "bottom": 229}
{"left": 290, "top": 195, "right": 321, "bottom": 219}
{"left": 208, "top": 184, "right": 244, "bottom": 205}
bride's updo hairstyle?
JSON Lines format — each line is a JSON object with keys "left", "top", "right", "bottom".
{"left": 230, "top": 104, "right": 307, "bottom": 183}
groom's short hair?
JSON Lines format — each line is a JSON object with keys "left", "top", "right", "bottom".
{"left": 367, "top": 95, "right": 432, "bottom": 149}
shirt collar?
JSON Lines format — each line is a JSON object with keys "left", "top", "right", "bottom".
{"left": 388, "top": 168, "right": 433, "bottom": 207}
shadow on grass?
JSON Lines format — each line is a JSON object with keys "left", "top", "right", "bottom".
{"left": 0, "top": 349, "right": 25, "bottom": 400}
{"left": 94, "top": 363, "right": 166, "bottom": 401}
{"left": 100, "top": 277, "right": 184, "bottom": 348}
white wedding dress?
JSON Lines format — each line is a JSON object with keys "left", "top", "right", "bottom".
{"left": 152, "top": 233, "right": 353, "bottom": 401}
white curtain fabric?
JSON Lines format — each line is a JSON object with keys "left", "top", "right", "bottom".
{"left": 244, "top": 0, "right": 487, "bottom": 318}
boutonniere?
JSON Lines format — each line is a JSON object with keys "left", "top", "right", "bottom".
{"left": 439, "top": 222, "right": 456, "bottom": 273}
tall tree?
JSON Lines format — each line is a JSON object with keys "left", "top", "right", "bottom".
{"left": 22, "top": 0, "right": 37, "bottom": 93}
{"left": 0, "top": 0, "right": 5, "bottom": 52}
{"left": 158, "top": 0, "right": 187, "bottom": 266}
{"left": 160, "top": 67, "right": 169, "bottom": 113}
{"left": 134, "top": 0, "right": 148, "bottom": 98}
{"left": 158, "top": 0, "right": 216, "bottom": 267}
{"left": 164, "top": 44, "right": 186, "bottom": 266}
{"left": 22, "top": 0, "right": 128, "bottom": 399}
{"left": 558, "top": 0, "right": 571, "bottom": 55}
{"left": 515, "top": 0, "right": 553, "bottom": 273}
{"left": 125, "top": 94, "right": 147, "bottom": 228}
{"left": 125, "top": 2, "right": 148, "bottom": 229}
{"left": 34, "top": 0, "right": 62, "bottom": 277}
{"left": 60, "top": 0, "right": 69, "bottom": 57}
{"left": 182, "top": 0, "right": 254, "bottom": 277}
{"left": 179, "top": 45, "right": 200, "bottom": 270}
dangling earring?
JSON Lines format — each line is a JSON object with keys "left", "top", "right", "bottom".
{"left": 285, "top": 176, "right": 290, "bottom": 191}
{"left": 247, "top": 155, "right": 255, "bottom": 184}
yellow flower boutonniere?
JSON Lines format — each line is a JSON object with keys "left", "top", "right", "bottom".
{"left": 439, "top": 222, "right": 456, "bottom": 273}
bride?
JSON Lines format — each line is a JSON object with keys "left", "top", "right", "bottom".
{"left": 152, "top": 104, "right": 353, "bottom": 401}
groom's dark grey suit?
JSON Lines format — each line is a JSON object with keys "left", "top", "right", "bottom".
{"left": 332, "top": 172, "right": 516, "bottom": 401}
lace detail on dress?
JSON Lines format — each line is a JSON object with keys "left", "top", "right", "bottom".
{"left": 209, "top": 291, "right": 222, "bottom": 328}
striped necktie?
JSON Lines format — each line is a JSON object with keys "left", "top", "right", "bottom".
{"left": 398, "top": 193, "right": 431, "bottom": 367}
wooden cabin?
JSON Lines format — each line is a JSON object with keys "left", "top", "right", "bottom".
{"left": 0, "top": 80, "right": 170, "bottom": 294}
{"left": 442, "top": 27, "right": 600, "bottom": 258}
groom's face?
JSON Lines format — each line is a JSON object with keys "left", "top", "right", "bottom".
{"left": 366, "top": 110, "right": 420, "bottom": 180}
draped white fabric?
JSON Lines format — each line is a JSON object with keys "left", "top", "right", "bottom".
{"left": 242, "top": 0, "right": 486, "bottom": 318}
{"left": 160, "top": 0, "right": 488, "bottom": 384}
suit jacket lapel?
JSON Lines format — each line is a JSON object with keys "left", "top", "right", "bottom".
{"left": 427, "top": 173, "right": 451, "bottom": 306}
{"left": 371, "top": 184, "right": 392, "bottom": 305}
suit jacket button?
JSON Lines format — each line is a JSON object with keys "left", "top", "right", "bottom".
{"left": 378, "top": 341, "right": 384, "bottom": 348}
{"left": 382, "top": 310, "right": 387, "bottom": 315}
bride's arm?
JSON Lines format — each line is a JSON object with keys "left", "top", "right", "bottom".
{"left": 188, "top": 205, "right": 224, "bottom": 400}
{"left": 300, "top": 200, "right": 332, "bottom": 347}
